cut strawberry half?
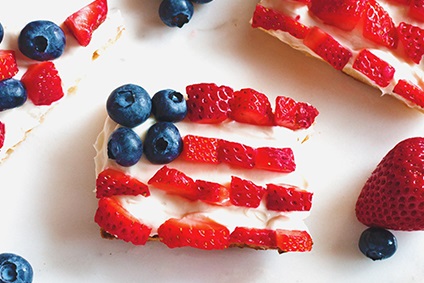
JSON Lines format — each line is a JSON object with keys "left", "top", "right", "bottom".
{"left": 352, "top": 49, "right": 395, "bottom": 87}
{"left": 0, "top": 122, "right": 5, "bottom": 149}
{"left": 217, "top": 140, "right": 257, "bottom": 169}
{"left": 266, "top": 183, "right": 313, "bottom": 212}
{"left": 195, "top": 179, "right": 230, "bottom": 205}
{"left": 276, "top": 230, "right": 313, "bottom": 252}
{"left": 181, "top": 135, "right": 220, "bottom": 164}
{"left": 230, "top": 176, "right": 266, "bottom": 208}
{"left": 255, "top": 147, "right": 296, "bottom": 173}
{"left": 96, "top": 168, "right": 150, "bottom": 198}
{"left": 274, "top": 95, "right": 319, "bottom": 130}
{"left": 230, "top": 227, "right": 277, "bottom": 249}
{"left": 0, "top": 50, "right": 18, "bottom": 81}
{"left": 397, "top": 22, "right": 424, "bottom": 64}
{"left": 393, "top": 80, "right": 424, "bottom": 108}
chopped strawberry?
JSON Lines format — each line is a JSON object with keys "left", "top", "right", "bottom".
{"left": 352, "top": 49, "right": 395, "bottom": 88}
{"left": 96, "top": 168, "right": 150, "bottom": 198}
{"left": 393, "top": 80, "right": 424, "bottom": 108}
{"left": 255, "top": 147, "right": 296, "bottom": 173}
{"left": 251, "top": 5, "right": 310, "bottom": 39}
{"left": 275, "top": 230, "right": 313, "bottom": 252}
{"left": 195, "top": 179, "right": 230, "bottom": 205}
{"left": 397, "top": 22, "right": 424, "bottom": 64}
{"left": 303, "top": 26, "right": 352, "bottom": 70}
{"left": 181, "top": 135, "right": 220, "bottom": 164}
{"left": 186, "top": 83, "right": 233, "bottom": 124}
{"left": 21, "top": 61, "right": 64, "bottom": 106}
{"left": 309, "top": 0, "right": 367, "bottom": 31}
{"left": 157, "top": 215, "right": 230, "bottom": 250}
{"left": 266, "top": 183, "right": 313, "bottom": 212}
{"left": 0, "top": 50, "right": 18, "bottom": 81}
{"left": 355, "top": 137, "right": 424, "bottom": 231}
{"left": 389, "top": 0, "right": 410, "bottom": 4}
{"left": 230, "top": 227, "right": 277, "bottom": 249}
{"left": 274, "top": 96, "right": 319, "bottom": 130}
{"left": 218, "top": 140, "right": 257, "bottom": 169}
{"left": 409, "top": 0, "right": 424, "bottom": 22}
{"left": 94, "top": 197, "right": 152, "bottom": 245}
{"left": 0, "top": 122, "right": 5, "bottom": 149}
{"left": 230, "top": 176, "right": 266, "bottom": 208}
{"left": 228, "top": 88, "right": 274, "bottom": 126}
{"left": 64, "top": 0, "right": 108, "bottom": 46}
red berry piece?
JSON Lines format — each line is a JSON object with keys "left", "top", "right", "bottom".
{"left": 266, "top": 183, "right": 313, "bottom": 212}
{"left": 397, "top": 22, "right": 424, "bottom": 64}
{"left": 0, "top": 122, "right": 5, "bottom": 149}
{"left": 409, "top": 0, "right": 424, "bottom": 22}
{"left": 275, "top": 230, "right": 313, "bottom": 252}
{"left": 195, "top": 179, "right": 230, "bottom": 205}
{"left": 274, "top": 96, "right": 319, "bottom": 130}
{"left": 230, "top": 176, "right": 266, "bottom": 208}
{"left": 181, "top": 135, "right": 220, "bottom": 164}
{"left": 0, "top": 50, "right": 18, "bottom": 81}
{"left": 255, "top": 147, "right": 296, "bottom": 173}
{"left": 96, "top": 168, "right": 150, "bottom": 198}
{"left": 230, "top": 227, "right": 277, "bottom": 249}
{"left": 393, "top": 80, "right": 424, "bottom": 108}
{"left": 218, "top": 140, "right": 257, "bottom": 169}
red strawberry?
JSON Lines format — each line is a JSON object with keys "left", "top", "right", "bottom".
{"left": 181, "top": 135, "right": 220, "bottom": 164}
{"left": 0, "top": 122, "right": 5, "bottom": 149}
{"left": 21, "top": 62, "right": 64, "bottom": 106}
{"left": 195, "top": 179, "right": 230, "bottom": 205}
{"left": 355, "top": 137, "right": 424, "bottom": 231}
{"left": 266, "top": 184, "right": 313, "bottom": 212}
{"left": 186, "top": 83, "right": 233, "bottom": 124}
{"left": 274, "top": 95, "right": 319, "bottom": 130}
{"left": 303, "top": 26, "right": 352, "bottom": 70}
{"left": 228, "top": 88, "right": 274, "bottom": 126}
{"left": 255, "top": 147, "right": 296, "bottom": 173}
{"left": 94, "top": 197, "right": 152, "bottom": 245}
{"left": 393, "top": 79, "right": 424, "bottom": 108}
{"left": 397, "top": 22, "right": 424, "bottom": 64}
{"left": 96, "top": 168, "right": 150, "bottom": 198}
{"left": 157, "top": 215, "right": 230, "bottom": 250}
{"left": 352, "top": 49, "right": 395, "bottom": 88}
{"left": 275, "top": 230, "right": 313, "bottom": 252}
{"left": 64, "top": 0, "right": 108, "bottom": 46}
{"left": 230, "top": 176, "right": 266, "bottom": 208}
{"left": 409, "top": 0, "right": 424, "bottom": 22}
{"left": 309, "top": 0, "right": 367, "bottom": 31}
{"left": 0, "top": 50, "right": 18, "bottom": 81}
{"left": 362, "top": 1, "right": 398, "bottom": 49}
{"left": 251, "top": 5, "right": 310, "bottom": 39}
{"left": 230, "top": 227, "right": 276, "bottom": 249}
{"left": 218, "top": 140, "right": 257, "bottom": 169}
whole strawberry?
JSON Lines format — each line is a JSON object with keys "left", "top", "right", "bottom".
{"left": 355, "top": 137, "right": 424, "bottom": 231}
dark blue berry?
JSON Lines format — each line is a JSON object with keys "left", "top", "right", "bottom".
{"left": 0, "top": 23, "right": 4, "bottom": 44}
{"left": 144, "top": 122, "right": 183, "bottom": 164}
{"left": 152, "top": 89, "right": 187, "bottom": 122}
{"left": 0, "top": 79, "right": 27, "bottom": 111}
{"left": 0, "top": 253, "right": 33, "bottom": 283}
{"left": 159, "top": 0, "right": 194, "bottom": 28}
{"left": 191, "top": 0, "right": 213, "bottom": 3}
{"left": 106, "top": 84, "right": 152, "bottom": 128}
{"left": 18, "top": 20, "right": 66, "bottom": 61}
{"left": 108, "top": 127, "right": 143, "bottom": 167}
{"left": 358, "top": 227, "right": 397, "bottom": 261}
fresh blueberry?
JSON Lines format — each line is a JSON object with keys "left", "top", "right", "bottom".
{"left": 0, "top": 23, "right": 4, "bottom": 44}
{"left": 191, "top": 0, "right": 213, "bottom": 3}
{"left": 0, "top": 253, "right": 33, "bottom": 283}
{"left": 108, "top": 127, "right": 143, "bottom": 167}
{"left": 18, "top": 20, "right": 66, "bottom": 61}
{"left": 358, "top": 227, "right": 397, "bottom": 261}
{"left": 107, "top": 84, "right": 152, "bottom": 128}
{"left": 159, "top": 0, "right": 194, "bottom": 28}
{"left": 0, "top": 79, "right": 27, "bottom": 111}
{"left": 151, "top": 89, "right": 187, "bottom": 122}
{"left": 144, "top": 122, "right": 183, "bottom": 164}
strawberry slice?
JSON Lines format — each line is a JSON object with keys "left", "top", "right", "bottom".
{"left": 230, "top": 227, "right": 277, "bottom": 249}
{"left": 266, "top": 183, "right": 313, "bottom": 212}
{"left": 393, "top": 80, "right": 424, "bottom": 108}
{"left": 275, "top": 230, "right": 313, "bottom": 252}
{"left": 94, "top": 197, "right": 152, "bottom": 245}
{"left": 397, "top": 22, "right": 424, "bottom": 64}
{"left": 352, "top": 49, "right": 395, "bottom": 87}
{"left": 96, "top": 168, "right": 150, "bottom": 198}
{"left": 157, "top": 215, "right": 230, "bottom": 250}
{"left": 0, "top": 122, "right": 5, "bottom": 149}
{"left": 64, "top": 0, "right": 108, "bottom": 47}
{"left": 186, "top": 83, "right": 233, "bottom": 124}
{"left": 228, "top": 88, "right": 274, "bottom": 126}
{"left": 195, "top": 179, "right": 230, "bottom": 205}
{"left": 21, "top": 61, "right": 64, "bottom": 106}
{"left": 409, "top": 0, "right": 424, "bottom": 22}
{"left": 303, "top": 26, "right": 352, "bottom": 70}
{"left": 255, "top": 147, "right": 296, "bottom": 173}
{"left": 218, "top": 140, "right": 257, "bottom": 169}
{"left": 181, "top": 135, "right": 220, "bottom": 164}
{"left": 230, "top": 176, "right": 266, "bottom": 208}
{"left": 0, "top": 50, "right": 18, "bottom": 81}
{"left": 274, "top": 95, "right": 319, "bottom": 130}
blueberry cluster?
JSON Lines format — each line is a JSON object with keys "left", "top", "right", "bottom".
{"left": 106, "top": 84, "right": 187, "bottom": 166}
{"left": 159, "top": 0, "right": 214, "bottom": 28}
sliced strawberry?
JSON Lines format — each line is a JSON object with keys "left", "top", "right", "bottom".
{"left": 397, "top": 22, "right": 424, "bottom": 64}
{"left": 157, "top": 215, "right": 230, "bottom": 250}
{"left": 21, "top": 61, "right": 64, "bottom": 106}
{"left": 195, "top": 179, "right": 230, "bottom": 205}
{"left": 274, "top": 95, "right": 319, "bottom": 130}
{"left": 275, "top": 230, "right": 313, "bottom": 252}
{"left": 94, "top": 197, "right": 152, "bottom": 245}
{"left": 393, "top": 80, "right": 424, "bottom": 109}
{"left": 96, "top": 168, "right": 150, "bottom": 198}
{"left": 217, "top": 140, "right": 257, "bottom": 169}
{"left": 389, "top": 0, "right": 410, "bottom": 4}
{"left": 309, "top": 0, "right": 367, "bottom": 31}
{"left": 352, "top": 49, "right": 395, "bottom": 87}
{"left": 64, "top": 0, "right": 108, "bottom": 46}
{"left": 409, "top": 0, "right": 424, "bottom": 22}
{"left": 230, "top": 176, "right": 266, "bottom": 208}
{"left": 251, "top": 5, "right": 310, "bottom": 39}
{"left": 228, "top": 88, "right": 274, "bottom": 126}
{"left": 255, "top": 147, "right": 296, "bottom": 173}
{"left": 181, "top": 135, "right": 220, "bottom": 164}
{"left": 0, "top": 50, "right": 18, "bottom": 81}
{"left": 266, "top": 183, "right": 313, "bottom": 212}
{"left": 303, "top": 26, "right": 352, "bottom": 70}
{"left": 230, "top": 227, "right": 277, "bottom": 249}
{"left": 0, "top": 122, "right": 5, "bottom": 149}
{"left": 186, "top": 83, "right": 233, "bottom": 124}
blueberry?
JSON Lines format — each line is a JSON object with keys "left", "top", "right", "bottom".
{"left": 0, "top": 253, "right": 33, "bottom": 283}
{"left": 191, "top": 0, "right": 213, "bottom": 3}
{"left": 358, "top": 227, "right": 397, "bottom": 261}
{"left": 0, "top": 23, "right": 4, "bottom": 44}
{"left": 18, "top": 20, "right": 66, "bottom": 61}
{"left": 144, "top": 122, "right": 183, "bottom": 164}
{"left": 106, "top": 84, "right": 152, "bottom": 128}
{"left": 108, "top": 127, "right": 143, "bottom": 167}
{"left": 152, "top": 89, "right": 187, "bottom": 122}
{"left": 0, "top": 79, "right": 27, "bottom": 111}
{"left": 159, "top": 0, "right": 194, "bottom": 28}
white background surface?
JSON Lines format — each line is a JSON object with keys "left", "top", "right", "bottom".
{"left": 1, "top": 0, "right": 424, "bottom": 282}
